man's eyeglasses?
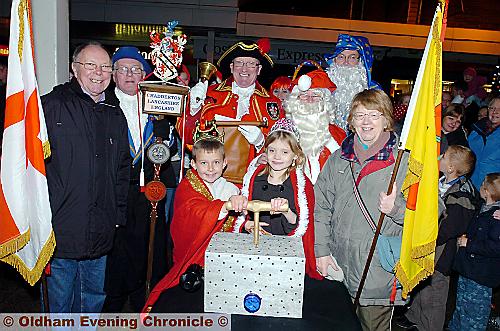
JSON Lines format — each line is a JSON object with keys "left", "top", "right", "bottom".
{"left": 114, "top": 66, "right": 144, "bottom": 75}
{"left": 335, "top": 54, "right": 360, "bottom": 65}
{"left": 488, "top": 106, "right": 499, "bottom": 113}
{"left": 353, "top": 112, "right": 383, "bottom": 121}
{"left": 74, "top": 61, "right": 113, "bottom": 73}
{"left": 232, "top": 60, "right": 260, "bottom": 69}
{"left": 298, "top": 92, "right": 322, "bottom": 102}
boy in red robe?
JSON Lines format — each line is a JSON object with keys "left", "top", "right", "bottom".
{"left": 143, "top": 122, "right": 243, "bottom": 311}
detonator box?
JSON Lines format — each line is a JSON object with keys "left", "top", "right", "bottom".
{"left": 204, "top": 232, "right": 305, "bottom": 318}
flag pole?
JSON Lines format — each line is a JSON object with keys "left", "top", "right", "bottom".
{"left": 41, "top": 273, "right": 50, "bottom": 313}
{"left": 353, "top": 149, "right": 405, "bottom": 307}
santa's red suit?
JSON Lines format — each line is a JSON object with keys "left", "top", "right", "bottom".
{"left": 231, "top": 160, "right": 323, "bottom": 280}
{"left": 304, "top": 124, "right": 346, "bottom": 184}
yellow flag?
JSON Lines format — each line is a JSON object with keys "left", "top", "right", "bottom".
{"left": 394, "top": 0, "right": 447, "bottom": 298}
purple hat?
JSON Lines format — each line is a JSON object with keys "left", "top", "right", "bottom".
{"left": 324, "top": 34, "right": 377, "bottom": 88}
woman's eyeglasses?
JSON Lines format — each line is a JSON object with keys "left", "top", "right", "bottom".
{"left": 352, "top": 112, "right": 383, "bottom": 121}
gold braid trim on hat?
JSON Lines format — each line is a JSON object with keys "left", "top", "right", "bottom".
{"left": 217, "top": 42, "right": 274, "bottom": 67}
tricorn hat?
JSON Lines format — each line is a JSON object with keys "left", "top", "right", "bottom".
{"left": 217, "top": 39, "right": 273, "bottom": 77}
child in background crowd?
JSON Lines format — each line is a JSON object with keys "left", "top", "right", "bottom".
{"left": 402, "top": 145, "right": 481, "bottom": 331}
{"left": 449, "top": 173, "right": 500, "bottom": 331}
{"left": 232, "top": 118, "right": 325, "bottom": 280}
{"left": 441, "top": 104, "right": 469, "bottom": 147}
{"left": 477, "top": 106, "right": 488, "bottom": 121}
{"left": 463, "top": 67, "right": 487, "bottom": 106}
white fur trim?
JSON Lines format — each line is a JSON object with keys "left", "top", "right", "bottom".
{"left": 290, "top": 169, "right": 308, "bottom": 238}
{"left": 306, "top": 155, "right": 321, "bottom": 185}
{"left": 298, "top": 75, "right": 312, "bottom": 91}
{"left": 232, "top": 156, "right": 309, "bottom": 238}
{"left": 231, "top": 157, "right": 260, "bottom": 233}
{"left": 325, "top": 137, "right": 340, "bottom": 154}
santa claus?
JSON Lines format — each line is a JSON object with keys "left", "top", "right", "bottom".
{"left": 283, "top": 69, "right": 346, "bottom": 184}
{"left": 325, "top": 34, "right": 379, "bottom": 131}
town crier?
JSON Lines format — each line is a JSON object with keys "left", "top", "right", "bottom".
{"left": 182, "top": 39, "right": 283, "bottom": 184}
{"left": 284, "top": 69, "right": 346, "bottom": 184}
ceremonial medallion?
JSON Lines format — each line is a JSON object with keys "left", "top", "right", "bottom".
{"left": 147, "top": 142, "right": 170, "bottom": 165}
{"left": 144, "top": 180, "right": 167, "bottom": 202}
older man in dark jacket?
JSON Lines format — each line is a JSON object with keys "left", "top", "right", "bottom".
{"left": 42, "top": 41, "right": 130, "bottom": 313}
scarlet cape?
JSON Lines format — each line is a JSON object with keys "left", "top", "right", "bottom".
{"left": 143, "top": 169, "right": 235, "bottom": 311}
{"left": 231, "top": 161, "right": 323, "bottom": 280}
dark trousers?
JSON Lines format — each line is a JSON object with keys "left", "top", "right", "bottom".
{"left": 406, "top": 270, "right": 450, "bottom": 331}
{"left": 103, "top": 184, "right": 168, "bottom": 313}
{"left": 101, "top": 284, "right": 146, "bottom": 313}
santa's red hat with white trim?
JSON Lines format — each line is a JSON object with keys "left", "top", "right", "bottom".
{"left": 291, "top": 69, "right": 336, "bottom": 95}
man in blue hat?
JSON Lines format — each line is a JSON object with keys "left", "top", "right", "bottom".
{"left": 324, "top": 34, "right": 379, "bottom": 131}
{"left": 103, "top": 46, "right": 177, "bottom": 312}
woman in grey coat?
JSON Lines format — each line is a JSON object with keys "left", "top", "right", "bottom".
{"left": 314, "top": 89, "right": 408, "bottom": 331}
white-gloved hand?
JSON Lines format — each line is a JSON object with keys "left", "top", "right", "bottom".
{"left": 238, "top": 125, "right": 265, "bottom": 149}
{"left": 189, "top": 81, "right": 208, "bottom": 115}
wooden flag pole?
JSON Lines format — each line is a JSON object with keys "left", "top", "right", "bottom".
{"left": 353, "top": 149, "right": 405, "bottom": 307}
{"left": 41, "top": 273, "right": 50, "bottom": 313}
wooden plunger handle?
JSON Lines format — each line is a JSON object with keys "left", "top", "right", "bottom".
{"left": 224, "top": 200, "right": 289, "bottom": 213}
{"left": 224, "top": 200, "right": 289, "bottom": 247}
{"left": 213, "top": 118, "right": 268, "bottom": 128}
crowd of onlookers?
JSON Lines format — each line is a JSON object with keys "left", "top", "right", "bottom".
{"left": 392, "top": 67, "right": 500, "bottom": 331}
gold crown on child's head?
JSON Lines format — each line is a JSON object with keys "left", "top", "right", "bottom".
{"left": 193, "top": 120, "right": 224, "bottom": 145}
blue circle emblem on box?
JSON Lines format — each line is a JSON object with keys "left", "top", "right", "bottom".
{"left": 243, "top": 292, "right": 262, "bottom": 313}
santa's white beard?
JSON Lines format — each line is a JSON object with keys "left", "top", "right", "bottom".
{"left": 284, "top": 99, "right": 331, "bottom": 156}
{"left": 327, "top": 62, "right": 368, "bottom": 130}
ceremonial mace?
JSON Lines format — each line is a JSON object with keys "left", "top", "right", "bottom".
{"left": 144, "top": 138, "right": 171, "bottom": 298}
{"left": 224, "top": 200, "right": 289, "bottom": 247}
